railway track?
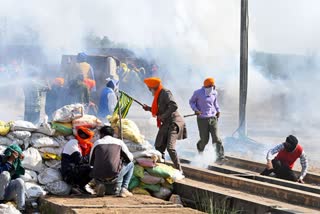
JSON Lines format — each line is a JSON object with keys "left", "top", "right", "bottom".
{"left": 171, "top": 156, "right": 320, "bottom": 213}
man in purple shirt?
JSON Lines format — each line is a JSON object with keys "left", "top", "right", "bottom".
{"left": 189, "top": 77, "right": 225, "bottom": 161}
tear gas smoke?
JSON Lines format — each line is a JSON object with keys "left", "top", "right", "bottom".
{"left": 1, "top": 0, "right": 320, "bottom": 168}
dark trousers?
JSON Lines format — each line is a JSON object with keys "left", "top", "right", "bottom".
{"left": 261, "top": 159, "right": 298, "bottom": 182}
{"left": 155, "top": 123, "right": 182, "bottom": 171}
{"left": 63, "top": 165, "right": 92, "bottom": 189}
{"left": 197, "top": 117, "right": 224, "bottom": 159}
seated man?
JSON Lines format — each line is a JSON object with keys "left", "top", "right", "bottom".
{"left": 0, "top": 145, "right": 25, "bottom": 211}
{"left": 90, "top": 126, "right": 134, "bottom": 197}
{"left": 61, "top": 127, "right": 94, "bottom": 193}
{"left": 261, "top": 135, "right": 308, "bottom": 183}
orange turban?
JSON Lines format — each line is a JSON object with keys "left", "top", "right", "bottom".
{"left": 53, "top": 77, "right": 64, "bottom": 86}
{"left": 144, "top": 77, "right": 161, "bottom": 88}
{"left": 84, "top": 78, "right": 96, "bottom": 90}
{"left": 204, "top": 77, "right": 215, "bottom": 87}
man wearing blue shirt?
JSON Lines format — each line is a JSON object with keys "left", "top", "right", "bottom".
{"left": 189, "top": 77, "right": 225, "bottom": 161}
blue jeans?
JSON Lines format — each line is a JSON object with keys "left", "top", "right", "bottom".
{"left": 0, "top": 172, "right": 25, "bottom": 210}
{"left": 116, "top": 162, "right": 134, "bottom": 192}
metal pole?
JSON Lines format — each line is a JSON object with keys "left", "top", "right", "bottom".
{"left": 239, "top": 0, "right": 249, "bottom": 137}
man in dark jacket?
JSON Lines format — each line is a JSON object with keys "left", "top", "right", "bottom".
{"left": 143, "top": 77, "right": 187, "bottom": 172}
{"left": 66, "top": 75, "right": 89, "bottom": 105}
{"left": 45, "top": 77, "right": 65, "bottom": 120}
{"left": 90, "top": 126, "right": 134, "bottom": 197}
{"left": 0, "top": 145, "right": 26, "bottom": 211}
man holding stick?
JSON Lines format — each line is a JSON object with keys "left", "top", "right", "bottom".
{"left": 142, "top": 77, "right": 187, "bottom": 172}
{"left": 189, "top": 77, "right": 225, "bottom": 161}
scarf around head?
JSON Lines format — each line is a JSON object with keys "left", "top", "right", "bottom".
{"left": 75, "top": 127, "right": 94, "bottom": 156}
{"left": 151, "top": 84, "right": 163, "bottom": 128}
{"left": 4, "top": 144, "right": 25, "bottom": 176}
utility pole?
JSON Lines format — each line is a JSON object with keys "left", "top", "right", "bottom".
{"left": 239, "top": 0, "right": 249, "bottom": 137}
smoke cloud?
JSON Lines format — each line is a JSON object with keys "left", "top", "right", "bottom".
{"left": 1, "top": 0, "right": 320, "bottom": 167}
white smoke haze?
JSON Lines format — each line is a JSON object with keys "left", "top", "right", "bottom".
{"left": 1, "top": 0, "right": 320, "bottom": 168}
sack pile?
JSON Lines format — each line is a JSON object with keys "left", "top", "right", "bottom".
{"left": 0, "top": 104, "right": 102, "bottom": 202}
{"left": 0, "top": 104, "right": 184, "bottom": 203}
{"left": 128, "top": 146, "right": 184, "bottom": 200}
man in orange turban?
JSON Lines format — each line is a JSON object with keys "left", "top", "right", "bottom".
{"left": 143, "top": 77, "right": 187, "bottom": 172}
{"left": 189, "top": 77, "right": 225, "bottom": 162}
{"left": 61, "top": 127, "right": 94, "bottom": 193}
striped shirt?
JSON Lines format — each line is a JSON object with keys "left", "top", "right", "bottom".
{"left": 266, "top": 143, "right": 308, "bottom": 180}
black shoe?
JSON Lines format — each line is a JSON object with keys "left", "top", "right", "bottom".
{"left": 196, "top": 144, "right": 204, "bottom": 154}
{"left": 71, "top": 187, "right": 86, "bottom": 195}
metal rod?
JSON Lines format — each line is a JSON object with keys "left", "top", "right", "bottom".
{"left": 183, "top": 113, "right": 197, "bottom": 118}
{"left": 117, "top": 92, "right": 123, "bottom": 140}
{"left": 120, "top": 90, "right": 144, "bottom": 107}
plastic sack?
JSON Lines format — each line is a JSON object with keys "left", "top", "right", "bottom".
{"left": 31, "top": 133, "right": 60, "bottom": 148}
{"left": 0, "top": 203, "right": 21, "bottom": 214}
{"left": 132, "top": 150, "right": 163, "bottom": 162}
{"left": 108, "top": 115, "right": 144, "bottom": 143}
{"left": 146, "top": 163, "right": 179, "bottom": 179}
{"left": 46, "top": 180, "right": 71, "bottom": 196}
{"left": 0, "top": 137, "right": 24, "bottom": 147}
{"left": 172, "top": 170, "right": 185, "bottom": 182}
{"left": 140, "top": 182, "right": 161, "bottom": 193}
{"left": 22, "top": 137, "right": 31, "bottom": 150}
{"left": 39, "top": 147, "right": 63, "bottom": 156}
{"left": 133, "top": 164, "right": 144, "bottom": 178}
{"left": 136, "top": 158, "right": 156, "bottom": 168}
{"left": 161, "top": 181, "right": 174, "bottom": 190}
{"left": 0, "top": 121, "right": 11, "bottom": 136}
{"left": 7, "top": 131, "right": 31, "bottom": 140}
{"left": 52, "top": 104, "right": 84, "bottom": 123}
{"left": 52, "top": 122, "right": 73, "bottom": 136}
{"left": 152, "top": 187, "right": 172, "bottom": 200}
{"left": 72, "top": 114, "right": 102, "bottom": 129}
{"left": 131, "top": 187, "right": 151, "bottom": 195}
{"left": 20, "top": 169, "right": 38, "bottom": 183}
{"left": 44, "top": 160, "right": 61, "bottom": 170}
{"left": 36, "top": 122, "right": 55, "bottom": 136}
{"left": 124, "top": 140, "right": 153, "bottom": 153}
{"left": 25, "top": 182, "right": 46, "bottom": 198}
{"left": 141, "top": 172, "right": 165, "bottom": 185}
{"left": 10, "top": 120, "right": 37, "bottom": 132}
{"left": 54, "top": 136, "right": 68, "bottom": 147}
{"left": 38, "top": 168, "right": 62, "bottom": 185}
{"left": 128, "top": 175, "right": 140, "bottom": 190}
{"left": 0, "top": 145, "right": 6, "bottom": 154}
{"left": 0, "top": 136, "right": 13, "bottom": 146}
{"left": 22, "top": 148, "right": 44, "bottom": 172}
{"left": 41, "top": 152, "right": 61, "bottom": 160}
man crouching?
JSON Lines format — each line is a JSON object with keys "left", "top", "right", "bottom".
{"left": 0, "top": 145, "right": 25, "bottom": 211}
{"left": 90, "top": 126, "right": 134, "bottom": 197}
